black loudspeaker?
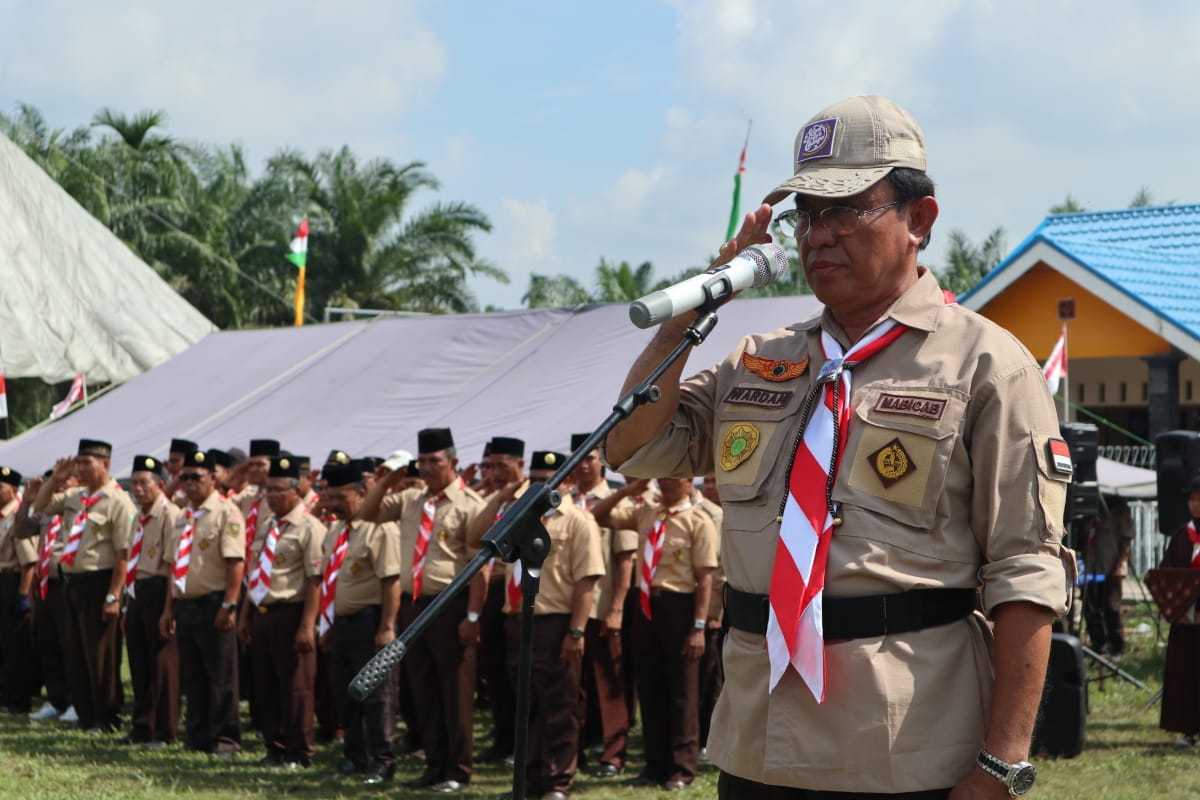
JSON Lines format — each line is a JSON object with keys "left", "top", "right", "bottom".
{"left": 1155, "top": 430, "right": 1200, "bottom": 535}
{"left": 1060, "top": 422, "right": 1100, "bottom": 522}
{"left": 1031, "top": 633, "right": 1087, "bottom": 758}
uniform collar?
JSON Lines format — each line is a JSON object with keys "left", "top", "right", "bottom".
{"left": 788, "top": 266, "right": 945, "bottom": 339}
{"left": 279, "top": 502, "right": 307, "bottom": 528}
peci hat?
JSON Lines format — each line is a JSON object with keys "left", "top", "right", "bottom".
{"left": 322, "top": 461, "right": 362, "bottom": 488}
{"left": 417, "top": 428, "right": 455, "bottom": 454}
{"left": 207, "top": 448, "right": 234, "bottom": 469}
{"left": 0, "top": 466, "right": 22, "bottom": 487}
{"left": 249, "top": 439, "right": 281, "bottom": 458}
{"left": 181, "top": 449, "right": 212, "bottom": 471}
{"left": 78, "top": 439, "right": 113, "bottom": 459}
{"left": 1185, "top": 475, "right": 1200, "bottom": 495}
{"left": 269, "top": 456, "right": 300, "bottom": 480}
{"left": 763, "top": 94, "right": 926, "bottom": 204}
{"left": 169, "top": 438, "right": 199, "bottom": 455}
{"left": 326, "top": 449, "right": 352, "bottom": 466}
{"left": 131, "top": 455, "right": 164, "bottom": 477}
{"left": 294, "top": 455, "right": 312, "bottom": 472}
{"left": 570, "top": 433, "right": 594, "bottom": 453}
{"left": 489, "top": 436, "right": 525, "bottom": 458}
{"left": 530, "top": 451, "right": 565, "bottom": 472}
{"left": 382, "top": 449, "right": 414, "bottom": 472}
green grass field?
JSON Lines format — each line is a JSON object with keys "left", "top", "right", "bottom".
{"left": 2, "top": 601, "right": 1199, "bottom": 799}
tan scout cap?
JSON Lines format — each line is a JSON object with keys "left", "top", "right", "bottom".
{"left": 763, "top": 95, "right": 926, "bottom": 204}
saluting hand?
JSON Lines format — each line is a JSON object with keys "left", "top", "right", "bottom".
{"left": 50, "top": 456, "right": 74, "bottom": 485}
{"left": 713, "top": 203, "right": 775, "bottom": 267}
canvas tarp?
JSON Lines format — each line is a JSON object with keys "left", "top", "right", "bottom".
{"left": 0, "top": 297, "right": 822, "bottom": 476}
{"left": 0, "top": 132, "right": 215, "bottom": 383}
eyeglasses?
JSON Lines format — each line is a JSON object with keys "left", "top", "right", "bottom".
{"left": 774, "top": 200, "right": 902, "bottom": 239}
{"left": 178, "top": 472, "right": 207, "bottom": 482}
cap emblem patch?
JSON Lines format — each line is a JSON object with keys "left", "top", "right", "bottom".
{"left": 798, "top": 118, "right": 837, "bottom": 163}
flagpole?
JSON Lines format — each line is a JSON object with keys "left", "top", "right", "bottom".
{"left": 294, "top": 266, "right": 306, "bottom": 327}
{"left": 1060, "top": 323, "right": 1070, "bottom": 422}
{"left": 82, "top": 376, "right": 89, "bottom": 407}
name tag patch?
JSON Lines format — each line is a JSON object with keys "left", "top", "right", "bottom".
{"left": 873, "top": 393, "right": 947, "bottom": 420}
{"left": 724, "top": 386, "right": 794, "bottom": 409}
{"left": 742, "top": 352, "right": 809, "bottom": 382}
{"left": 1048, "top": 438, "right": 1074, "bottom": 476}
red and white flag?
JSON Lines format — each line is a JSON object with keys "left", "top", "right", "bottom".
{"left": 1042, "top": 329, "right": 1068, "bottom": 395}
{"left": 49, "top": 375, "right": 85, "bottom": 421}
{"left": 0, "top": 354, "right": 9, "bottom": 420}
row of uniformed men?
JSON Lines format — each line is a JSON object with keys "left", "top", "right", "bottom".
{"left": 0, "top": 429, "right": 725, "bottom": 798}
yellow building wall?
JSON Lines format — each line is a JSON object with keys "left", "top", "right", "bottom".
{"left": 975, "top": 263, "right": 1172, "bottom": 359}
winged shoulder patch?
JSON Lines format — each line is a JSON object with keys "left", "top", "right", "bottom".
{"left": 742, "top": 352, "right": 809, "bottom": 382}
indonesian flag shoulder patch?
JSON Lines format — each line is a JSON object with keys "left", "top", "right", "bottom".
{"left": 742, "top": 352, "right": 809, "bottom": 382}
{"left": 1048, "top": 438, "right": 1074, "bottom": 477}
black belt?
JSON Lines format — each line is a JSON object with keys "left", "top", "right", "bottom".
{"left": 174, "top": 591, "right": 223, "bottom": 606}
{"left": 336, "top": 604, "right": 381, "bottom": 621}
{"left": 57, "top": 567, "right": 113, "bottom": 586}
{"left": 725, "top": 585, "right": 977, "bottom": 640}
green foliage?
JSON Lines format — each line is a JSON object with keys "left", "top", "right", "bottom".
{"left": 938, "top": 226, "right": 1007, "bottom": 296}
{"left": 1051, "top": 194, "right": 1088, "bottom": 214}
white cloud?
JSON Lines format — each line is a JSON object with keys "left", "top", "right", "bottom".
{"left": 498, "top": 198, "right": 557, "bottom": 263}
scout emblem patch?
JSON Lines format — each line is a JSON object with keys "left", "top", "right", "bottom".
{"left": 227, "top": 523, "right": 240, "bottom": 537}
{"left": 721, "top": 423, "right": 760, "bottom": 471}
{"left": 868, "top": 437, "right": 917, "bottom": 488}
{"left": 1048, "top": 438, "right": 1074, "bottom": 477}
{"left": 199, "top": 539, "right": 210, "bottom": 551}
{"left": 437, "top": 530, "right": 448, "bottom": 543}
{"left": 742, "top": 352, "right": 809, "bottom": 382}
{"left": 797, "top": 118, "right": 837, "bottom": 164}
{"left": 350, "top": 562, "right": 361, "bottom": 576}
{"left": 148, "top": 547, "right": 157, "bottom": 559}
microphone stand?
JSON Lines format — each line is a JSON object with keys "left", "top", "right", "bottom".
{"left": 348, "top": 303, "right": 723, "bottom": 800}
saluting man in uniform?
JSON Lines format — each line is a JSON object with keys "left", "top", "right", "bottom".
{"left": 34, "top": 439, "right": 136, "bottom": 733}
{"left": 0, "top": 467, "right": 37, "bottom": 714}
{"left": 238, "top": 455, "right": 325, "bottom": 769}
{"left": 319, "top": 461, "right": 402, "bottom": 785}
{"left": 592, "top": 477, "right": 717, "bottom": 791}
{"left": 123, "top": 455, "right": 183, "bottom": 746}
{"left": 360, "top": 427, "right": 486, "bottom": 793}
{"left": 160, "top": 448, "right": 246, "bottom": 756}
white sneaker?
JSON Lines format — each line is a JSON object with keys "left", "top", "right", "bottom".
{"left": 59, "top": 706, "right": 79, "bottom": 723}
{"left": 1175, "top": 736, "right": 1196, "bottom": 747}
{"left": 28, "top": 702, "right": 59, "bottom": 721}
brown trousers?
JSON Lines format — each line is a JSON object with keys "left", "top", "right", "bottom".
{"left": 33, "top": 578, "right": 70, "bottom": 711}
{"left": 507, "top": 613, "right": 582, "bottom": 796}
{"left": 717, "top": 771, "right": 951, "bottom": 799}
{"left": 60, "top": 569, "right": 123, "bottom": 730}
{"left": 125, "top": 576, "right": 179, "bottom": 742}
{"left": 633, "top": 591, "right": 699, "bottom": 784}
{"left": 0, "top": 572, "right": 35, "bottom": 710}
{"left": 407, "top": 592, "right": 475, "bottom": 784}
{"left": 581, "top": 616, "right": 629, "bottom": 767}
{"left": 250, "top": 601, "right": 315, "bottom": 763}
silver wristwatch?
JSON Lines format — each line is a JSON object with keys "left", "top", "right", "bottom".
{"left": 976, "top": 748, "right": 1036, "bottom": 796}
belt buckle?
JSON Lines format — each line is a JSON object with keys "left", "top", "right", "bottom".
{"left": 258, "top": 604, "right": 268, "bottom": 614}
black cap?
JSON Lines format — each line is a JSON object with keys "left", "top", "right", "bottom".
{"left": 417, "top": 428, "right": 455, "bottom": 454}
{"left": 326, "top": 449, "right": 352, "bottom": 465}
{"left": 0, "top": 466, "right": 22, "bottom": 487}
{"left": 269, "top": 456, "right": 300, "bottom": 479}
{"left": 182, "top": 450, "right": 212, "bottom": 471}
{"left": 249, "top": 439, "right": 281, "bottom": 458}
{"left": 207, "top": 448, "right": 234, "bottom": 469}
{"left": 406, "top": 460, "right": 420, "bottom": 478}
{"left": 570, "top": 433, "right": 593, "bottom": 452}
{"left": 530, "top": 451, "right": 565, "bottom": 472}
{"left": 360, "top": 456, "right": 384, "bottom": 472}
{"left": 1186, "top": 475, "right": 1200, "bottom": 495}
{"left": 130, "top": 455, "right": 164, "bottom": 477}
{"left": 489, "top": 436, "right": 525, "bottom": 458}
{"left": 169, "top": 438, "right": 199, "bottom": 455}
{"left": 78, "top": 439, "right": 112, "bottom": 458}
{"left": 294, "top": 455, "right": 312, "bottom": 472}
{"left": 322, "top": 462, "right": 362, "bottom": 488}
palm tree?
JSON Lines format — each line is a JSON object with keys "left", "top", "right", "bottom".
{"left": 594, "top": 259, "right": 657, "bottom": 303}
{"left": 270, "top": 147, "right": 506, "bottom": 314}
{"left": 939, "top": 227, "right": 1007, "bottom": 296}
{"left": 522, "top": 273, "right": 591, "bottom": 308}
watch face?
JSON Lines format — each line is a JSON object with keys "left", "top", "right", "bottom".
{"left": 1010, "top": 764, "right": 1037, "bottom": 795}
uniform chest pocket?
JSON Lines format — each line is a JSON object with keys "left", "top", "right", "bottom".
{"left": 84, "top": 512, "right": 109, "bottom": 532}
{"left": 840, "top": 384, "right": 966, "bottom": 531}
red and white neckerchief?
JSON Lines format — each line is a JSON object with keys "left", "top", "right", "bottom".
{"left": 247, "top": 519, "right": 285, "bottom": 606}
{"left": 172, "top": 508, "right": 207, "bottom": 594}
{"left": 506, "top": 508, "right": 559, "bottom": 612}
{"left": 244, "top": 494, "right": 263, "bottom": 564}
{"left": 318, "top": 521, "right": 351, "bottom": 636}
{"left": 59, "top": 493, "right": 101, "bottom": 567}
{"left": 766, "top": 318, "right": 910, "bottom": 701}
{"left": 37, "top": 515, "right": 62, "bottom": 600}
{"left": 305, "top": 492, "right": 320, "bottom": 513}
{"left": 639, "top": 500, "right": 694, "bottom": 620}
{"left": 124, "top": 499, "right": 161, "bottom": 598}
{"left": 1187, "top": 520, "right": 1200, "bottom": 569}
{"left": 411, "top": 492, "right": 446, "bottom": 600}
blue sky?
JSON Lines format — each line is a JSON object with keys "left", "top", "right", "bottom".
{"left": 4, "top": 0, "right": 1200, "bottom": 311}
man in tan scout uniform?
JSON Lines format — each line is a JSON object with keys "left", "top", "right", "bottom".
{"left": 160, "top": 447, "right": 245, "bottom": 755}
{"left": 593, "top": 476, "right": 717, "bottom": 790}
{"left": 693, "top": 475, "right": 725, "bottom": 758}
{"left": 0, "top": 467, "right": 37, "bottom": 713}
{"left": 360, "top": 427, "right": 485, "bottom": 793}
{"left": 606, "top": 95, "right": 1070, "bottom": 798}
{"left": 568, "top": 433, "right": 638, "bottom": 779}
{"left": 482, "top": 450, "right": 605, "bottom": 800}
{"left": 35, "top": 438, "right": 135, "bottom": 732}
{"left": 318, "top": 461, "right": 402, "bottom": 785}
{"left": 122, "top": 456, "right": 183, "bottom": 746}
{"left": 238, "top": 455, "right": 325, "bottom": 768}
